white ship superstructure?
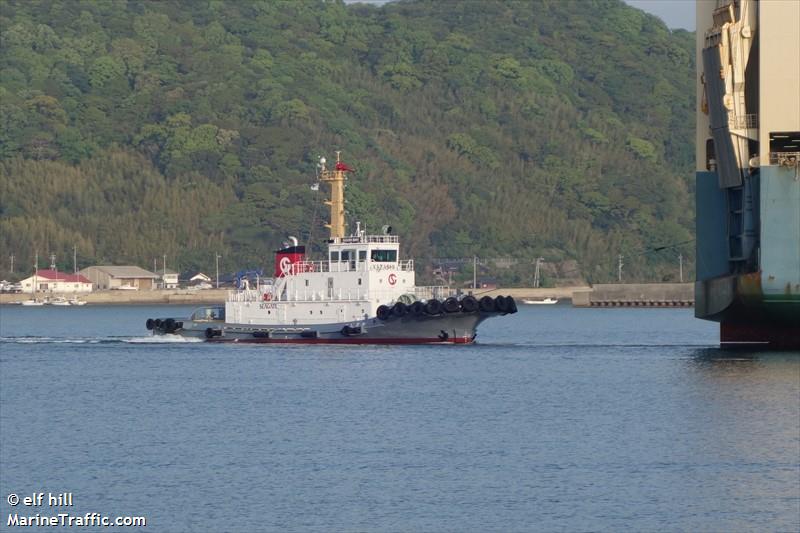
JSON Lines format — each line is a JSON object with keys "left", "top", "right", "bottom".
{"left": 227, "top": 231, "right": 433, "bottom": 328}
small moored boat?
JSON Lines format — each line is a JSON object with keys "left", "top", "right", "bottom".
{"left": 521, "top": 297, "right": 558, "bottom": 305}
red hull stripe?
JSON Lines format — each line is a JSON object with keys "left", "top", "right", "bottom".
{"left": 208, "top": 336, "right": 474, "bottom": 345}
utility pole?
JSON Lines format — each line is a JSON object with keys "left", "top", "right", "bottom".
{"left": 617, "top": 254, "right": 624, "bottom": 283}
{"left": 9, "top": 254, "right": 13, "bottom": 274}
{"left": 73, "top": 245, "right": 77, "bottom": 275}
{"left": 473, "top": 256, "right": 477, "bottom": 290}
{"left": 50, "top": 253, "right": 56, "bottom": 270}
{"left": 679, "top": 253, "right": 683, "bottom": 283}
{"left": 216, "top": 253, "right": 221, "bottom": 289}
{"left": 533, "top": 257, "right": 544, "bottom": 288}
{"left": 34, "top": 251, "right": 39, "bottom": 296}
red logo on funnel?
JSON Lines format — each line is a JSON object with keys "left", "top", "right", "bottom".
{"left": 388, "top": 273, "right": 397, "bottom": 285}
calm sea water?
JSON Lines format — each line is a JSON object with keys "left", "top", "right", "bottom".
{"left": 1, "top": 304, "right": 798, "bottom": 532}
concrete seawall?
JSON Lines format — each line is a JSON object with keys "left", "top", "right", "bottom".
{"left": 469, "top": 284, "right": 693, "bottom": 307}
{"left": 573, "top": 283, "right": 694, "bottom": 307}
{"left": 0, "top": 289, "right": 228, "bottom": 305}
{"left": 470, "top": 287, "right": 590, "bottom": 301}
{"left": 1, "top": 283, "right": 694, "bottom": 307}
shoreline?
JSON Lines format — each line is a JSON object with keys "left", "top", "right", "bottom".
{"left": 0, "top": 289, "right": 229, "bottom": 305}
{"left": 0, "top": 283, "right": 693, "bottom": 307}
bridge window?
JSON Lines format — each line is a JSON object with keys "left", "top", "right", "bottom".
{"left": 330, "top": 251, "right": 339, "bottom": 261}
{"left": 359, "top": 250, "right": 367, "bottom": 261}
{"left": 371, "top": 249, "right": 397, "bottom": 262}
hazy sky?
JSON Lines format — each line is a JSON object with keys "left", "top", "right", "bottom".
{"left": 347, "top": 1, "right": 697, "bottom": 32}
{"left": 625, "top": 0, "right": 695, "bottom": 30}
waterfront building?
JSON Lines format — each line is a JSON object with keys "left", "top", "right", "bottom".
{"left": 79, "top": 266, "right": 159, "bottom": 291}
{"left": 19, "top": 269, "right": 93, "bottom": 293}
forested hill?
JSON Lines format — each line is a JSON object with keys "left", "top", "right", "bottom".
{"left": 0, "top": 0, "right": 695, "bottom": 284}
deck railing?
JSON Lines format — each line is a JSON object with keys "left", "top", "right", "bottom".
{"left": 769, "top": 151, "right": 800, "bottom": 167}
{"left": 413, "top": 286, "right": 454, "bottom": 301}
{"left": 227, "top": 284, "right": 456, "bottom": 304}
{"left": 284, "top": 259, "right": 414, "bottom": 274}
{"left": 336, "top": 235, "right": 399, "bottom": 244}
{"left": 728, "top": 113, "right": 758, "bottom": 129}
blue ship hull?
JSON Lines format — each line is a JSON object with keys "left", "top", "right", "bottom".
{"left": 695, "top": 166, "right": 800, "bottom": 348}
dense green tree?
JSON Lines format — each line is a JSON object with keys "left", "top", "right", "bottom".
{"left": 0, "top": 0, "right": 696, "bottom": 282}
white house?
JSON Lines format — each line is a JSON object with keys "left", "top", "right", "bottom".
{"left": 20, "top": 269, "right": 93, "bottom": 293}
{"left": 159, "top": 268, "right": 179, "bottom": 289}
{"left": 183, "top": 271, "right": 212, "bottom": 285}
{"left": 180, "top": 271, "right": 214, "bottom": 288}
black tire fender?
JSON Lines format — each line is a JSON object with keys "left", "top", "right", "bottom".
{"left": 460, "top": 296, "right": 478, "bottom": 313}
{"left": 495, "top": 295, "right": 510, "bottom": 313}
{"left": 507, "top": 296, "right": 518, "bottom": 314}
{"left": 479, "top": 296, "right": 496, "bottom": 312}
{"left": 425, "top": 299, "right": 442, "bottom": 315}
{"left": 376, "top": 305, "right": 391, "bottom": 320}
{"left": 443, "top": 297, "right": 460, "bottom": 313}
{"left": 392, "top": 302, "right": 408, "bottom": 317}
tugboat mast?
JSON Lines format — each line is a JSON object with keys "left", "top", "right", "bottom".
{"left": 319, "top": 151, "right": 347, "bottom": 240}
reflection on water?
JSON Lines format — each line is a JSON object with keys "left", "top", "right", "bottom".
{"left": 690, "top": 347, "right": 800, "bottom": 374}
{"left": 683, "top": 348, "right": 800, "bottom": 531}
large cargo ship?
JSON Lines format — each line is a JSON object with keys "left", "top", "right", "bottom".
{"left": 147, "top": 153, "right": 516, "bottom": 344}
{"left": 695, "top": 0, "right": 799, "bottom": 347}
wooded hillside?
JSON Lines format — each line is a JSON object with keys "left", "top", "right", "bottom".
{"left": 0, "top": 0, "right": 695, "bottom": 284}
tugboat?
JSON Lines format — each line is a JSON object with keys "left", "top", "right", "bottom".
{"left": 146, "top": 152, "right": 517, "bottom": 344}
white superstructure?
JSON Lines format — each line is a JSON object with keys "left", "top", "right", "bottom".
{"left": 225, "top": 153, "right": 447, "bottom": 327}
{"left": 226, "top": 232, "right": 447, "bottom": 326}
